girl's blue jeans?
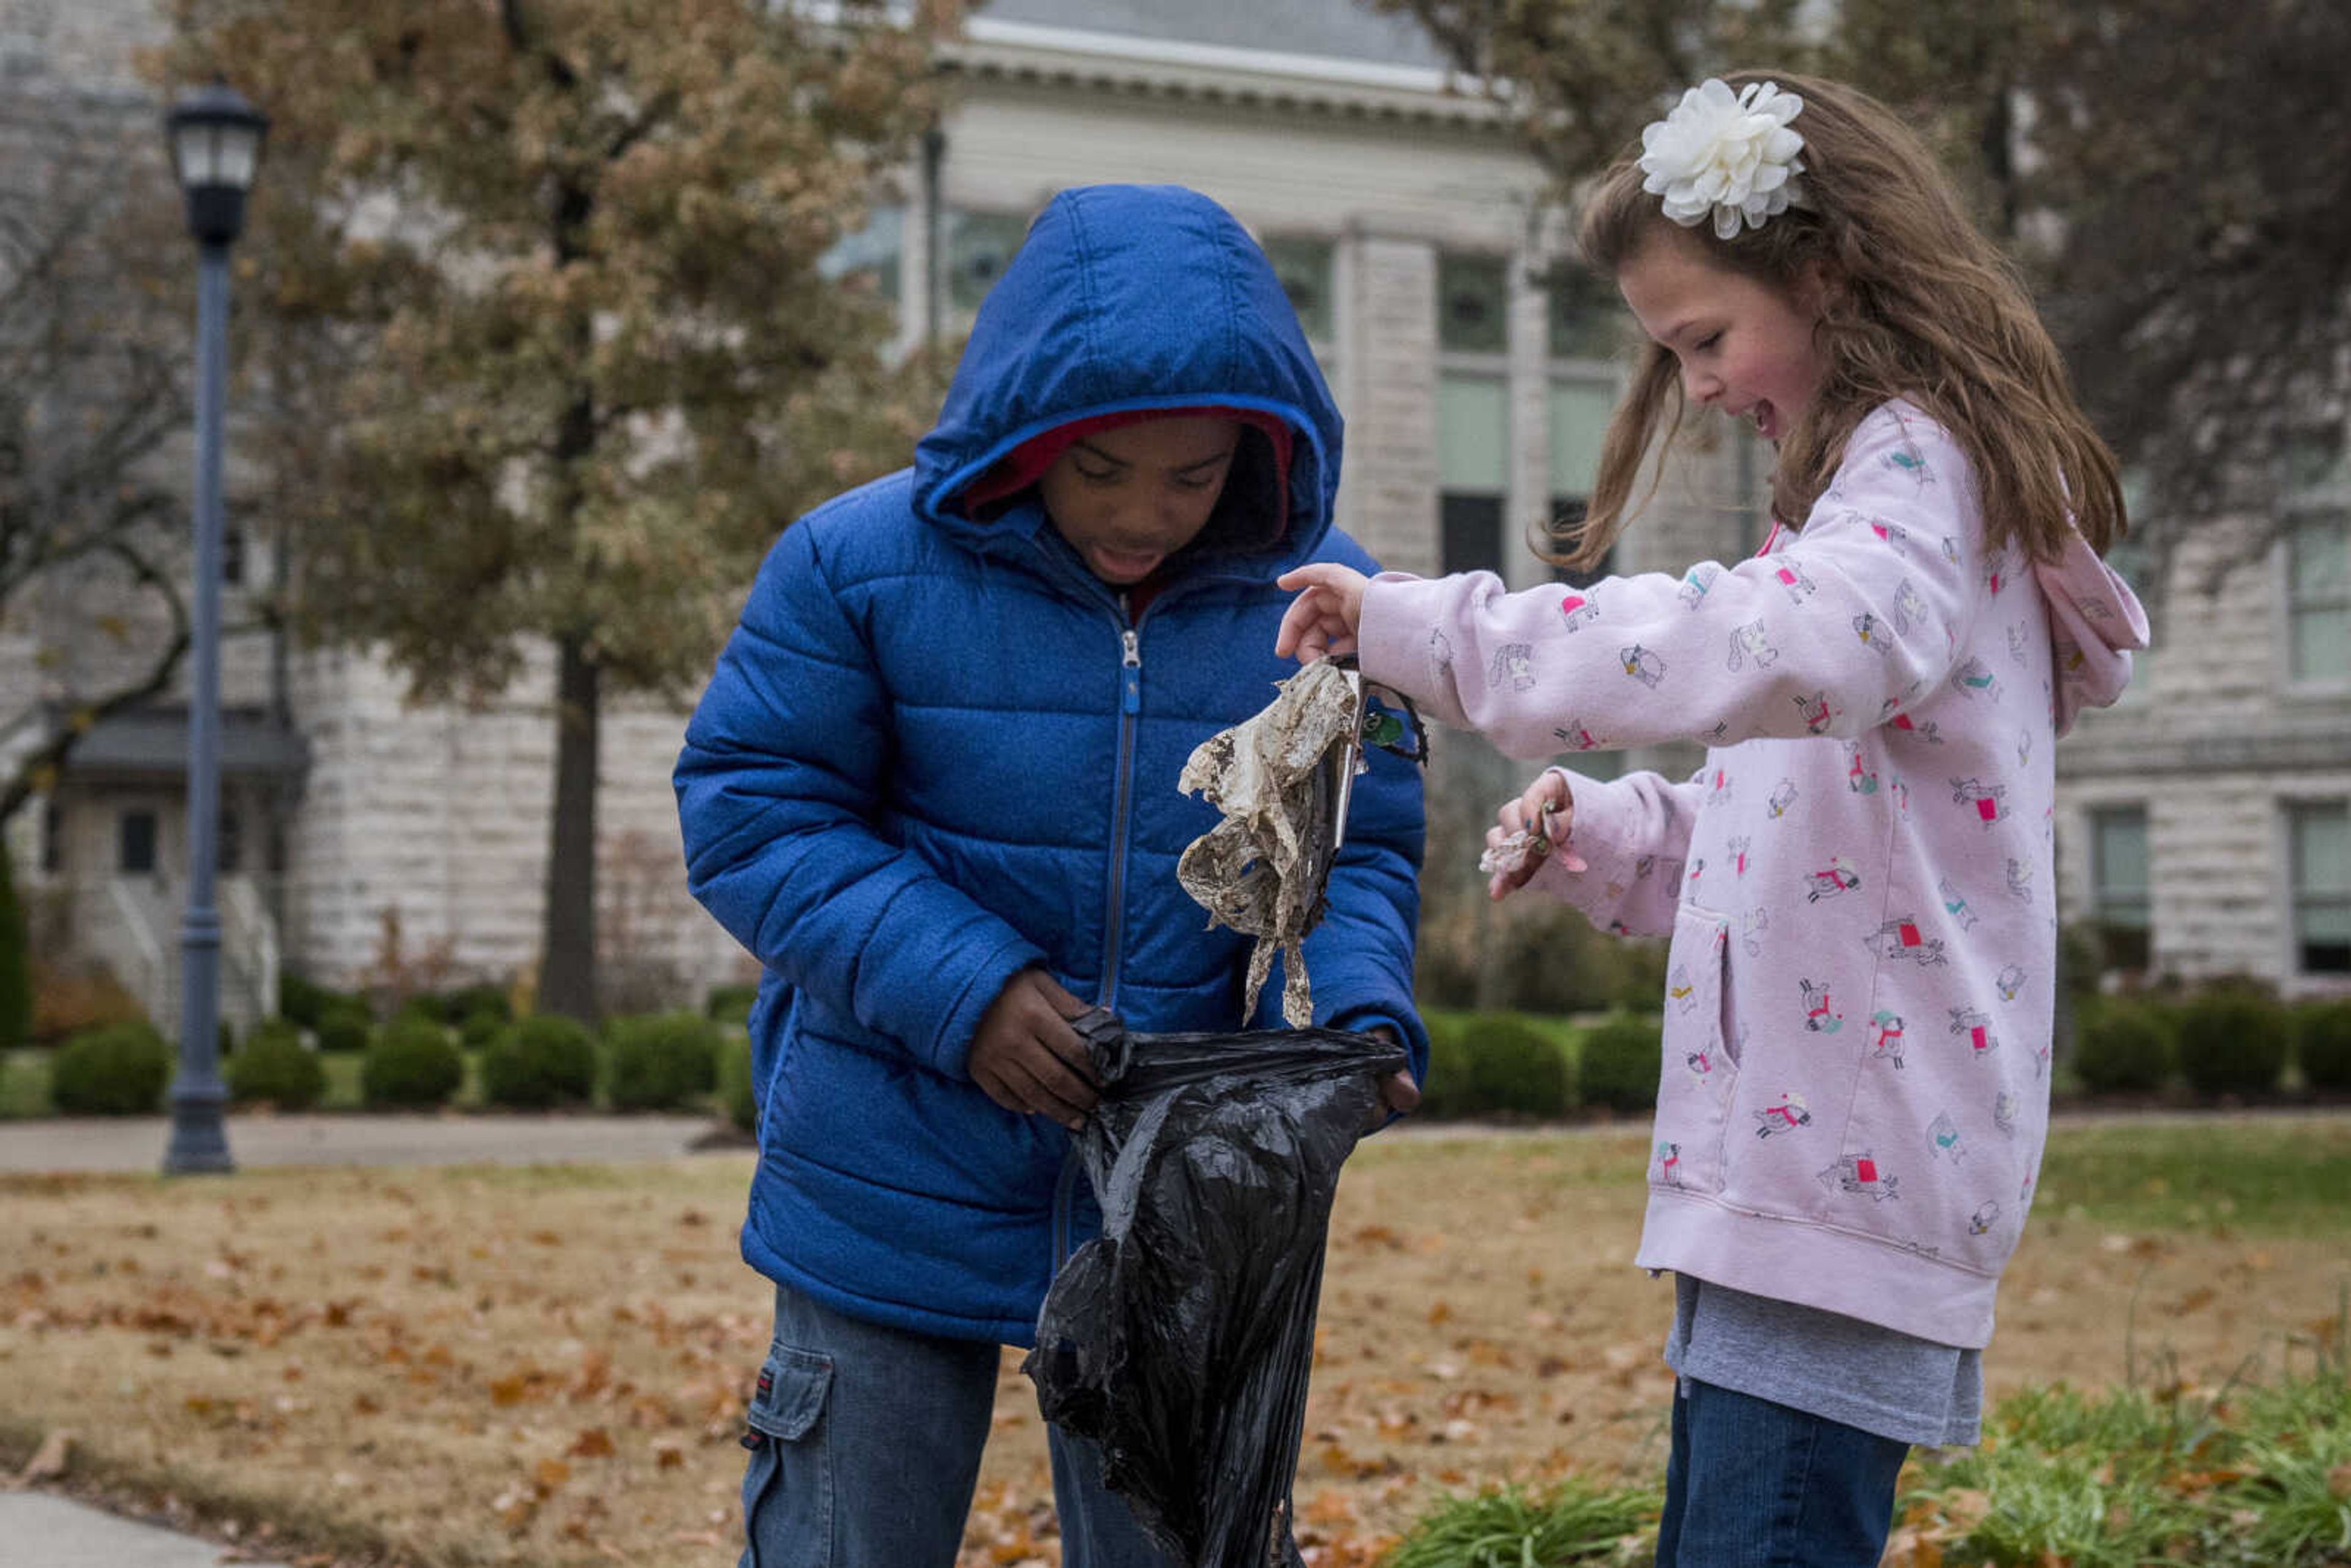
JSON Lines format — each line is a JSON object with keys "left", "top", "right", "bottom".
{"left": 737, "top": 1282, "right": 1177, "bottom": 1568}
{"left": 1654, "top": 1376, "right": 1911, "bottom": 1568}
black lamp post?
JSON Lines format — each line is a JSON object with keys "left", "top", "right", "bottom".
{"left": 161, "top": 81, "right": 266, "bottom": 1177}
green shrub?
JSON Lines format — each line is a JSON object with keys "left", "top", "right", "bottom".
{"left": 2072, "top": 1002, "right": 2175, "bottom": 1095}
{"left": 0, "top": 841, "right": 31, "bottom": 1051}
{"left": 279, "top": 973, "right": 367, "bottom": 1030}
{"left": 2173, "top": 988, "right": 2291, "bottom": 1098}
{"left": 1412, "top": 1013, "right": 1479, "bottom": 1120}
{"left": 1576, "top": 1011, "right": 1661, "bottom": 1113}
{"left": 444, "top": 984, "right": 512, "bottom": 1026}
{"left": 480, "top": 1014, "right": 598, "bottom": 1109}
{"left": 314, "top": 1000, "right": 374, "bottom": 1054}
{"left": 457, "top": 1007, "right": 505, "bottom": 1049}
{"left": 50, "top": 1021, "right": 174, "bottom": 1116}
{"left": 361, "top": 1016, "right": 465, "bottom": 1108}
{"left": 705, "top": 983, "right": 760, "bottom": 1026}
{"left": 227, "top": 1018, "right": 326, "bottom": 1109}
{"left": 2291, "top": 999, "right": 2351, "bottom": 1092}
{"left": 1417, "top": 1012, "right": 1572, "bottom": 1119}
{"left": 605, "top": 1011, "right": 722, "bottom": 1111}
{"left": 718, "top": 1033, "right": 757, "bottom": 1133}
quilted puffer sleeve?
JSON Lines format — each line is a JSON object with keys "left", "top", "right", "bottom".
{"left": 674, "top": 521, "right": 1042, "bottom": 1081}
{"left": 1355, "top": 405, "right": 1989, "bottom": 760}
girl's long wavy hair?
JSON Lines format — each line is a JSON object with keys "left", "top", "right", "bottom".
{"left": 1562, "top": 70, "right": 2126, "bottom": 571}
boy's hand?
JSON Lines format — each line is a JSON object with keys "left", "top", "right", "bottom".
{"left": 1485, "top": 770, "right": 1586, "bottom": 901}
{"left": 1274, "top": 563, "right": 1370, "bottom": 663}
{"left": 970, "top": 969, "right": 1097, "bottom": 1130}
{"left": 1367, "top": 1027, "right": 1419, "bottom": 1128}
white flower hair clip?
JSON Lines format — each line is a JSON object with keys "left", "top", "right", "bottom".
{"left": 1639, "top": 78, "right": 1806, "bottom": 240}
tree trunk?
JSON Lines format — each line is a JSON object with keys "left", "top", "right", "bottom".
{"left": 536, "top": 634, "right": 601, "bottom": 1021}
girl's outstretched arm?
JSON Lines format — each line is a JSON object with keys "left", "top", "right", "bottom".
{"left": 1352, "top": 405, "right": 1986, "bottom": 760}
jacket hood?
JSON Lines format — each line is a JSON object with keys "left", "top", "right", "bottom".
{"left": 2036, "top": 530, "right": 2151, "bottom": 735}
{"left": 912, "top": 184, "right": 1344, "bottom": 579}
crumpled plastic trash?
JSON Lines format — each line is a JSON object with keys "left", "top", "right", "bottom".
{"left": 1024, "top": 1007, "right": 1406, "bottom": 1568}
{"left": 1175, "top": 659, "right": 1361, "bottom": 1027}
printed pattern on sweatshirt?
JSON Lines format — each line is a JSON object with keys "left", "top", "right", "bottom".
{"left": 1354, "top": 402, "right": 2129, "bottom": 1349}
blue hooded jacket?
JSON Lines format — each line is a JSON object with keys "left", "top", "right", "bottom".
{"left": 675, "top": 184, "right": 1427, "bottom": 1345}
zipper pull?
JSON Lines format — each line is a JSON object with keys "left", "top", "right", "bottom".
{"left": 1120, "top": 628, "right": 1141, "bottom": 715}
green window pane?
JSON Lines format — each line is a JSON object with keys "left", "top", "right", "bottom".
{"left": 1547, "top": 264, "right": 1629, "bottom": 361}
{"left": 2292, "top": 607, "right": 2350, "bottom": 683}
{"left": 1438, "top": 253, "right": 1508, "bottom": 354}
{"left": 1548, "top": 377, "right": 1614, "bottom": 498}
{"left": 1262, "top": 236, "right": 1333, "bottom": 342}
{"left": 2093, "top": 810, "right": 2149, "bottom": 896}
{"left": 2290, "top": 517, "right": 2349, "bottom": 604}
{"left": 946, "top": 210, "right": 1032, "bottom": 318}
{"left": 1438, "top": 373, "right": 1509, "bottom": 491}
{"left": 2293, "top": 804, "right": 2350, "bottom": 896}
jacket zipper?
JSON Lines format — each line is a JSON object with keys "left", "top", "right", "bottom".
{"left": 1056, "top": 608, "right": 1142, "bottom": 1274}
{"left": 1098, "top": 614, "right": 1144, "bottom": 1008}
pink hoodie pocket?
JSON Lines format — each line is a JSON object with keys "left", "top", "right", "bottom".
{"left": 1650, "top": 905, "right": 1737, "bottom": 1197}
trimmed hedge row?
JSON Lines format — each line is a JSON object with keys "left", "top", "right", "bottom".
{"left": 2068, "top": 985, "right": 2350, "bottom": 1099}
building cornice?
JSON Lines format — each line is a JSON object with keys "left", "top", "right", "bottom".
{"left": 943, "top": 15, "right": 1510, "bottom": 129}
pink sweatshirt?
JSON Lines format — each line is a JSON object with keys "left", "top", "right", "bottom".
{"left": 1358, "top": 402, "right": 2149, "bottom": 1347}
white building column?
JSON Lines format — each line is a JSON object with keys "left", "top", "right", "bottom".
{"left": 1340, "top": 226, "right": 1439, "bottom": 577}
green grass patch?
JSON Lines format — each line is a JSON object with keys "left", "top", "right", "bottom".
{"left": 2033, "top": 1118, "right": 2351, "bottom": 1237}
{"left": 1381, "top": 1329, "right": 2351, "bottom": 1568}
{"left": 1384, "top": 1477, "right": 1662, "bottom": 1567}
{"left": 1897, "top": 1332, "right": 2351, "bottom": 1567}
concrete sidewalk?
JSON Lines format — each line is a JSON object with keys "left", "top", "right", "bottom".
{"left": 0, "top": 1491, "right": 284, "bottom": 1568}
{"left": 0, "top": 1110, "right": 733, "bottom": 1173}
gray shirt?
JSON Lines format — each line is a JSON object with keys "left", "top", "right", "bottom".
{"left": 1664, "top": 1272, "right": 1982, "bottom": 1447}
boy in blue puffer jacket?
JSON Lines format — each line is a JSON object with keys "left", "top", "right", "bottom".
{"left": 674, "top": 184, "right": 1428, "bottom": 1568}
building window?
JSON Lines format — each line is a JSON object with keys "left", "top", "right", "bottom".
{"left": 1262, "top": 235, "right": 1334, "bottom": 345}
{"left": 1440, "top": 493, "right": 1504, "bottom": 577}
{"left": 2287, "top": 514, "right": 2347, "bottom": 686}
{"left": 2089, "top": 806, "right": 2151, "bottom": 972}
{"left": 1438, "top": 372, "right": 1508, "bottom": 574}
{"left": 1438, "top": 252, "right": 1508, "bottom": 355}
{"left": 1545, "top": 263, "right": 1627, "bottom": 362}
{"left": 217, "top": 807, "right": 242, "bottom": 875}
{"left": 944, "top": 209, "right": 1030, "bottom": 327}
{"left": 222, "top": 526, "right": 247, "bottom": 587}
{"left": 118, "top": 809, "right": 157, "bottom": 876}
{"left": 2290, "top": 800, "right": 2350, "bottom": 975}
{"left": 818, "top": 202, "right": 904, "bottom": 309}
{"left": 1547, "top": 374, "right": 1617, "bottom": 583}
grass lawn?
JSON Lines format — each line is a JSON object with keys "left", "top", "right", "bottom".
{"left": 1, "top": 1116, "right": 2347, "bottom": 1567}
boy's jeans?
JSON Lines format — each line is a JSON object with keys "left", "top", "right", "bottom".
{"left": 737, "top": 1283, "right": 1176, "bottom": 1568}
{"left": 1654, "top": 1376, "right": 1910, "bottom": 1568}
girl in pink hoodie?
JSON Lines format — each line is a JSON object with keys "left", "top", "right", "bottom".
{"left": 1278, "top": 72, "right": 2150, "bottom": 1568}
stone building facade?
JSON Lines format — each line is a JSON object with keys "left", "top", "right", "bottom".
{"left": 17, "top": 0, "right": 2322, "bottom": 1034}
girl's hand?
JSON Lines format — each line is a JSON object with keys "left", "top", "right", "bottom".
{"left": 1484, "top": 770, "right": 1586, "bottom": 901}
{"left": 1274, "top": 563, "right": 1370, "bottom": 663}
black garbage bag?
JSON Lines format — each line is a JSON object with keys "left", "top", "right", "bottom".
{"left": 1022, "top": 1008, "right": 1408, "bottom": 1568}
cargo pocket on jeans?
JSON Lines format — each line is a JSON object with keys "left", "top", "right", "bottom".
{"left": 740, "top": 1346, "right": 833, "bottom": 1568}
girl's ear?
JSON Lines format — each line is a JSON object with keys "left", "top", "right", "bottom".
{"left": 1794, "top": 255, "right": 1842, "bottom": 320}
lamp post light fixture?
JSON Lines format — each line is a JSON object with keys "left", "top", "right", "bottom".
{"left": 161, "top": 81, "right": 267, "bottom": 1176}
